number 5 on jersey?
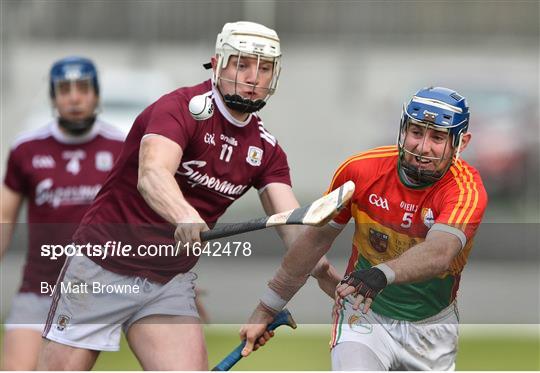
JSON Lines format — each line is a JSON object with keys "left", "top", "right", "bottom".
{"left": 401, "top": 212, "right": 413, "bottom": 228}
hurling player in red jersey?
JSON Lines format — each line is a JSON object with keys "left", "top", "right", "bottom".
{"left": 241, "top": 87, "right": 488, "bottom": 371}
{"left": 37, "top": 22, "right": 338, "bottom": 370}
{"left": 0, "top": 57, "right": 124, "bottom": 370}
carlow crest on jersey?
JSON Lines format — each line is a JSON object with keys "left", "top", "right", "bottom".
{"left": 369, "top": 227, "right": 389, "bottom": 253}
{"left": 246, "top": 146, "right": 263, "bottom": 166}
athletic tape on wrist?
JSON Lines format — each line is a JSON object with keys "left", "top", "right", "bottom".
{"left": 260, "top": 286, "right": 287, "bottom": 313}
{"left": 374, "top": 263, "right": 396, "bottom": 285}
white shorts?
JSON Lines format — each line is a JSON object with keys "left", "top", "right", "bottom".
{"left": 331, "top": 298, "right": 459, "bottom": 371}
{"left": 4, "top": 292, "right": 52, "bottom": 332}
{"left": 43, "top": 254, "right": 199, "bottom": 351}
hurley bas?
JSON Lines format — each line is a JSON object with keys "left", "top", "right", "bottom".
{"left": 41, "top": 281, "right": 141, "bottom": 296}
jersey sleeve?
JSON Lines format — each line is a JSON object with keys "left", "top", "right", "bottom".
{"left": 430, "top": 165, "right": 488, "bottom": 248}
{"left": 143, "top": 93, "right": 196, "bottom": 151}
{"left": 4, "top": 146, "right": 29, "bottom": 194}
{"left": 326, "top": 160, "right": 355, "bottom": 228}
{"left": 253, "top": 143, "right": 292, "bottom": 190}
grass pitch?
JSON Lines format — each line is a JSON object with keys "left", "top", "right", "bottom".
{"left": 90, "top": 325, "right": 539, "bottom": 371}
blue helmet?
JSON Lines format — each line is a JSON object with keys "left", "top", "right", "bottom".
{"left": 49, "top": 56, "right": 99, "bottom": 98}
{"left": 398, "top": 87, "right": 470, "bottom": 185}
{"left": 400, "top": 86, "right": 469, "bottom": 148}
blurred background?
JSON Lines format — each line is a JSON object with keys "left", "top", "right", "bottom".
{"left": 1, "top": 0, "right": 538, "bottom": 370}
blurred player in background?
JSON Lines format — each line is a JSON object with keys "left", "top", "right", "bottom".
{"left": 37, "top": 21, "right": 337, "bottom": 370}
{"left": 241, "top": 87, "right": 488, "bottom": 371}
{"left": 0, "top": 56, "right": 125, "bottom": 370}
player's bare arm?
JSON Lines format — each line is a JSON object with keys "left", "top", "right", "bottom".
{"left": 259, "top": 182, "right": 301, "bottom": 247}
{"left": 0, "top": 184, "right": 23, "bottom": 259}
{"left": 386, "top": 230, "right": 462, "bottom": 283}
{"left": 260, "top": 184, "right": 342, "bottom": 298}
{"left": 310, "top": 256, "right": 342, "bottom": 298}
{"left": 137, "top": 135, "right": 208, "bottom": 243}
{"left": 336, "top": 229, "right": 462, "bottom": 313}
{"left": 240, "top": 224, "right": 342, "bottom": 357}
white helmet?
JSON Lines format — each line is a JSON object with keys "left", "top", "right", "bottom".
{"left": 210, "top": 21, "right": 282, "bottom": 113}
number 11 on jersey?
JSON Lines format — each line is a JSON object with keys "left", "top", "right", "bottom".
{"left": 220, "top": 144, "right": 233, "bottom": 162}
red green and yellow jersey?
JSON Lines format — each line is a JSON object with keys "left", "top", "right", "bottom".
{"left": 328, "top": 145, "right": 488, "bottom": 321}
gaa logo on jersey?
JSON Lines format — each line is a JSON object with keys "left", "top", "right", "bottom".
{"left": 369, "top": 228, "right": 389, "bottom": 253}
{"left": 421, "top": 207, "right": 435, "bottom": 228}
{"left": 95, "top": 151, "right": 113, "bottom": 172}
{"left": 32, "top": 155, "right": 56, "bottom": 169}
{"left": 246, "top": 146, "right": 263, "bottom": 166}
{"left": 368, "top": 193, "right": 389, "bottom": 211}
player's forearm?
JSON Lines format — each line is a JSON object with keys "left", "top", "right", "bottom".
{"left": 278, "top": 224, "right": 340, "bottom": 298}
{"left": 266, "top": 226, "right": 337, "bottom": 304}
{"left": 276, "top": 224, "right": 303, "bottom": 250}
{"left": 0, "top": 186, "right": 23, "bottom": 259}
{"left": 137, "top": 167, "right": 199, "bottom": 224}
{"left": 386, "top": 238, "right": 459, "bottom": 284}
{"left": 311, "top": 257, "right": 341, "bottom": 298}
{"left": 283, "top": 227, "right": 335, "bottom": 281}
{"left": 0, "top": 223, "right": 15, "bottom": 259}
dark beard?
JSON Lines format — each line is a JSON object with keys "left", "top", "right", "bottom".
{"left": 58, "top": 116, "right": 96, "bottom": 136}
{"left": 399, "top": 158, "right": 448, "bottom": 186}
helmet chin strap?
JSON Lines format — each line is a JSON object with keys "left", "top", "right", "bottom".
{"left": 58, "top": 116, "right": 96, "bottom": 136}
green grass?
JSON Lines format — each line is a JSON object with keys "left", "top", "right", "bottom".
{"left": 92, "top": 327, "right": 333, "bottom": 371}
{"left": 90, "top": 326, "right": 540, "bottom": 371}
{"left": 457, "top": 336, "right": 539, "bottom": 371}
{"left": 1, "top": 326, "right": 537, "bottom": 370}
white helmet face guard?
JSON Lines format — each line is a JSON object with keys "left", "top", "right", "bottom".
{"left": 215, "top": 50, "right": 281, "bottom": 107}
{"left": 212, "top": 21, "right": 282, "bottom": 113}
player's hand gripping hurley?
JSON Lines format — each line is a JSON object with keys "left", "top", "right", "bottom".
{"left": 201, "top": 181, "right": 355, "bottom": 241}
{"left": 212, "top": 309, "right": 297, "bottom": 371}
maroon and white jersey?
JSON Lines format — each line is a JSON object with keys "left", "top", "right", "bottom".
{"left": 74, "top": 80, "right": 291, "bottom": 283}
{"left": 4, "top": 120, "right": 125, "bottom": 294}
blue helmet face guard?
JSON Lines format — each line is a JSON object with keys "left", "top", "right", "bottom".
{"left": 397, "top": 87, "right": 470, "bottom": 185}
{"left": 49, "top": 56, "right": 99, "bottom": 98}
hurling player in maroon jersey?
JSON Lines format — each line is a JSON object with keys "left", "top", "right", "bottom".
{"left": 37, "top": 22, "right": 338, "bottom": 370}
{"left": 0, "top": 57, "right": 124, "bottom": 370}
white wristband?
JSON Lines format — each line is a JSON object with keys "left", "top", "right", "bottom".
{"left": 260, "top": 286, "right": 288, "bottom": 313}
{"left": 374, "top": 263, "right": 396, "bottom": 285}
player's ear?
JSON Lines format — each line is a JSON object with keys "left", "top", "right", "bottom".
{"left": 211, "top": 56, "right": 218, "bottom": 71}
